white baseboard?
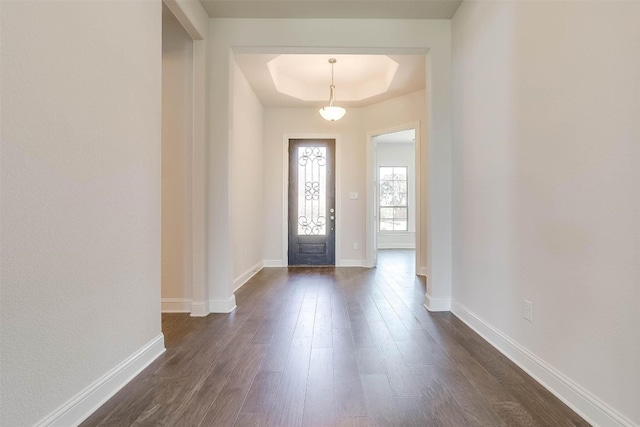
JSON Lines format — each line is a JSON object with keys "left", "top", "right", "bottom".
{"left": 190, "top": 300, "right": 209, "bottom": 317}
{"left": 263, "top": 259, "right": 285, "bottom": 267}
{"left": 417, "top": 266, "right": 428, "bottom": 276}
{"left": 161, "top": 298, "right": 192, "bottom": 313}
{"left": 451, "top": 301, "right": 637, "bottom": 427}
{"left": 424, "top": 293, "right": 451, "bottom": 311}
{"left": 209, "top": 295, "right": 236, "bottom": 313}
{"left": 234, "top": 261, "right": 264, "bottom": 292}
{"left": 377, "top": 243, "right": 416, "bottom": 249}
{"left": 337, "top": 259, "right": 365, "bottom": 267}
{"left": 35, "top": 334, "right": 165, "bottom": 427}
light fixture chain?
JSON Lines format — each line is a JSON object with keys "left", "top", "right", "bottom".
{"left": 319, "top": 58, "right": 346, "bottom": 121}
{"left": 331, "top": 61, "right": 334, "bottom": 86}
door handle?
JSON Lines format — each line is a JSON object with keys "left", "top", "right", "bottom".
{"left": 330, "top": 215, "right": 335, "bottom": 221}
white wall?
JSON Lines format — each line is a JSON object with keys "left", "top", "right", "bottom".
{"left": 376, "top": 141, "right": 416, "bottom": 249}
{"left": 162, "top": 0, "right": 210, "bottom": 317}
{"left": 452, "top": 2, "right": 640, "bottom": 425}
{"left": 263, "top": 108, "right": 364, "bottom": 265}
{"left": 263, "top": 90, "right": 425, "bottom": 265}
{"left": 360, "top": 90, "right": 428, "bottom": 273}
{"left": 231, "top": 62, "right": 265, "bottom": 286}
{"left": 0, "top": 1, "right": 163, "bottom": 426}
{"left": 162, "top": 3, "right": 193, "bottom": 309}
{"left": 208, "top": 18, "right": 452, "bottom": 309}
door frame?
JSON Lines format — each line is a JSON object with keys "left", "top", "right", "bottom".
{"left": 366, "top": 121, "right": 422, "bottom": 274}
{"left": 161, "top": 1, "right": 209, "bottom": 316}
{"left": 283, "top": 134, "right": 342, "bottom": 266}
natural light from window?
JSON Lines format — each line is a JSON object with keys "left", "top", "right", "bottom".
{"left": 379, "top": 166, "right": 408, "bottom": 231}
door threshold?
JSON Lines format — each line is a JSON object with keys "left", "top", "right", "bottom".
{"left": 288, "top": 265, "right": 336, "bottom": 268}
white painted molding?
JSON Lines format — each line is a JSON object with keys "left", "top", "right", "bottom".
{"left": 337, "top": 259, "right": 366, "bottom": 267}
{"left": 377, "top": 231, "right": 415, "bottom": 235}
{"left": 190, "top": 300, "right": 209, "bottom": 317}
{"left": 451, "top": 301, "right": 638, "bottom": 427}
{"left": 377, "top": 243, "right": 416, "bottom": 249}
{"left": 161, "top": 298, "right": 192, "bottom": 313}
{"left": 424, "top": 293, "right": 451, "bottom": 311}
{"left": 209, "top": 295, "right": 237, "bottom": 313}
{"left": 35, "top": 335, "right": 165, "bottom": 427}
{"left": 263, "top": 259, "right": 285, "bottom": 267}
{"left": 233, "top": 261, "right": 264, "bottom": 292}
{"left": 417, "top": 266, "right": 428, "bottom": 276}
{"left": 365, "top": 121, "right": 423, "bottom": 282}
{"left": 163, "top": 0, "right": 208, "bottom": 40}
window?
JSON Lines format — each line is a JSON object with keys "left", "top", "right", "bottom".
{"left": 379, "top": 166, "right": 408, "bottom": 231}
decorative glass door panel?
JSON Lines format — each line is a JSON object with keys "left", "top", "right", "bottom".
{"left": 288, "top": 139, "right": 335, "bottom": 265}
{"left": 297, "top": 147, "right": 327, "bottom": 236}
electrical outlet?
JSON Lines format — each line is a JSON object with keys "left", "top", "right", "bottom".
{"left": 353, "top": 243, "right": 359, "bottom": 250}
{"left": 523, "top": 299, "right": 534, "bottom": 322}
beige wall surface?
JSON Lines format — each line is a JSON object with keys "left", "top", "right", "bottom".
{"left": 452, "top": 1, "right": 640, "bottom": 424}
{"left": 162, "top": 3, "right": 193, "bottom": 302}
{"left": 231, "top": 61, "right": 265, "bottom": 281}
{"left": 263, "top": 107, "right": 364, "bottom": 264}
{"left": 0, "top": 1, "right": 163, "bottom": 426}
{"left": 362, "top": 91, "right": 426, "bottom": 265}
{"left": 263, "top": 90, "right": 426, "bottom": 265}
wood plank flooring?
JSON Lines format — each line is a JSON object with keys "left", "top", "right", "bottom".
{"left": 81, "top": 250, "right": 589, "bottom": 427}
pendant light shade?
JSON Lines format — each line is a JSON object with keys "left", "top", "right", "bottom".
{"left": 319, "top": 58, "right": 346, "bottom": 121}
{"left": 319, "top": 106, "right": 346, "bottom": 121}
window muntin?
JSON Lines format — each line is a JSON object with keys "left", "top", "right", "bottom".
{"left": 379, "top": 166, "right": 408, "bottom": 231}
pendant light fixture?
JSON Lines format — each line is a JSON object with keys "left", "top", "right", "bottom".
{"left": 319, "top": 58, "right": 346, "bottom": 121}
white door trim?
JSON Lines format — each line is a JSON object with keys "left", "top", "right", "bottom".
{"left": 365, "top": 121, "right": 422, "bottom": 274}
{"left": 162, "top": 0, "right": 209, "bottom": 316}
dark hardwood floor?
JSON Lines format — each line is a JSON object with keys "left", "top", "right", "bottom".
{"left": 82, "top": 250, "right": 589, "bottom": 426}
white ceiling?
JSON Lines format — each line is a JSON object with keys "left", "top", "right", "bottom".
{"left": 207, "top": 0, "right": 454, "bottom": 108}
{"left": 199, "top": 0, "right": 462, "bottom": 19}
{"left": 234, "top": 53, "right": 426, "bottom": 108}
{"left": 268, "top": 55, "right": 399, "bottom": 102}
{"left": 375, "top": 129, "right": 415, "bottom": 144}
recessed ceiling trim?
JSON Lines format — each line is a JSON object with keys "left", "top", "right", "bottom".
{"left": 267, "top": 54, "right": 400, "bottom": 102}
{"left": 199, "top": 1, "right": 463, "bottom": 20}
{"left": 231, "top": 47, "right": 430, "bottom": 55}
{"left": 234, "top": 52, "right": 427, "bottom": 108}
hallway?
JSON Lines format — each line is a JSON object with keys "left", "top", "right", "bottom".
{"left": 82, "top": 250, "right": 587, "bottom": 426}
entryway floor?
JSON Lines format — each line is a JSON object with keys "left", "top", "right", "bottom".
{"left": 82, "top": 250, "right": 587, "bottom": 426}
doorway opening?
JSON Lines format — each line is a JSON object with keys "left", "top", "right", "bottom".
{"left": 366, "top": 123, "right": 421, "bottom": 275}
{"left": 161, "top": 3, "right": 194, "bottom": 314}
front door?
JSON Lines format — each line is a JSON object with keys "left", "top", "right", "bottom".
{"left": 288, "top": 139, "right": 336, "bottom": 265}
